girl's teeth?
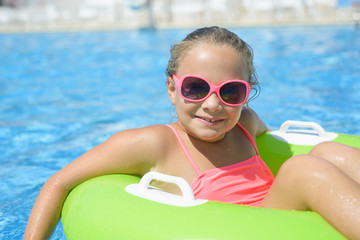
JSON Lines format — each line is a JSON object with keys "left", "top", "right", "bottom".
{"left": 205, "top": 118, "right": 216, "bottom": 122}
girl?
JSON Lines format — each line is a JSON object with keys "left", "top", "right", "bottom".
{"left": 25, "top": 26, "right": 360, "bottom": 240}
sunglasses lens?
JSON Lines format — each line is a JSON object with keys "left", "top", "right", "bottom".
{"left": 181, "top": 77, "right": 210, "bottom": 100}
{"left": 220, "top": 82, "right": 247, "bottom": 104}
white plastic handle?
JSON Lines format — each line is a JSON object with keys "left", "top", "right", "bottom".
{"left": 279, "top": 120, "right": 328, "bottom": 138}
{"left": 138, "top": 171, "right": 196, "bottom": 202}
{"left": 126, "top": 172, "right": 207, "bottom": 206}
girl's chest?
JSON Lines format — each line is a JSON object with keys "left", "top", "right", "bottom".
{"left": 152, "top": 133, "right": 256, "bottom": 194}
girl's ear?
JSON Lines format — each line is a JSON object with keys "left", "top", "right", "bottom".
{"left": 167, "top": 76, "right": 176, "bottom": 105}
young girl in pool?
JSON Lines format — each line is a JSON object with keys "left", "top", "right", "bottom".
{"left": 25, "top": 26, "right": 360, "bottom": 240}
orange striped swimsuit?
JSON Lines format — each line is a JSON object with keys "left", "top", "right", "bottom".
{"left": 167, "top": 123, "right": 274, "bottom": 206}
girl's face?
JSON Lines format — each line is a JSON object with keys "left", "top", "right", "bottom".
{"left": 168, "top": 43, "right": 249, "bottom": 142}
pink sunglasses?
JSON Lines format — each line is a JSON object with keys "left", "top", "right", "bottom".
{"left": 172, "top": 74, "right": 250, "bottom": 106}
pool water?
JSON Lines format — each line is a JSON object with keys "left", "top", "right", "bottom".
{"left": 0, "top": 25, "right": 359, "bottom": 239}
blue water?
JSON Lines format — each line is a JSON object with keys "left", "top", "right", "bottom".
{"left": 0, "top": 25, "right": 359, "bottom": 239}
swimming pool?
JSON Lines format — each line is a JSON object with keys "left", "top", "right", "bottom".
{"left": 0, "top": 25, "right": 359, "bottom": 239}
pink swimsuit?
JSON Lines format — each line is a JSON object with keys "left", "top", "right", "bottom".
{"left": 167, "top": 123, "right": 274, "bottom": 206}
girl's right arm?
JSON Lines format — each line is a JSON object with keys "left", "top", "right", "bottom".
{"left": 24, "top": 125, "right": 168, "bottom": 240}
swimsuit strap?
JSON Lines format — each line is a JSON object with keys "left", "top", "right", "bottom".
{"left": 166, "top": 123, "right": 259, "bottom": 175}
{"left": 236, "top": 122, "right": 259, "bottom": 155}
{"left": 166, "top": 124, "right": 202, "bottom": 175}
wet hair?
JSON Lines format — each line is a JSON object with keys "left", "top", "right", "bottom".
{"left": 166, "top": 26, "right": 260, "bottom": 101}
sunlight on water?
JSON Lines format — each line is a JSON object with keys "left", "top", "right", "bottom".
{"left": 0, "top": 25, "right": 359, "bottom": 239}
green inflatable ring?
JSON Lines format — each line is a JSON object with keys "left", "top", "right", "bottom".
{"left": 62, "top": 121, "right": 360, "bottom": 239}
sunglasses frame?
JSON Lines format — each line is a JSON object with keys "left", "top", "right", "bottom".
{"left": 172, "top": 74, "right": 250, "bottom": 107}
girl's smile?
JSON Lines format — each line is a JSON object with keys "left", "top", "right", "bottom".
{"left": 196, "top": 116, "right": 224, "bottom": 124}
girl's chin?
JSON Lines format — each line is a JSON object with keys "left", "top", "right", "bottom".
{"left": 178, "top": 120, "right": 228, "bottom": 142}
{"left": 189, "top": 130, "right": 226, "bottom": 142}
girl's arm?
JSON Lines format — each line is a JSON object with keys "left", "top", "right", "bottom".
{"left": 24, "top": 125, "right": 168, "bottom": 240}
{"left": 239, "top": 107, "right": 268, "bottom": 138}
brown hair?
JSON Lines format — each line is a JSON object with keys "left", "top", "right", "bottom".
{"left": 166, "top": 26, "right": 260, "bottom": 100}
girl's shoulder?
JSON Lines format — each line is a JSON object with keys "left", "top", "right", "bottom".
{"left": 90, "top": 124, "right": 178, "bottom": 175}
{"left": 110, "top": 124, "right": 177, "bottom": 158}
{"left": 111, "top": 124, "right": 174, "bottom": 149}
{"left": 239, "top": 107, "right": 267, "bottom": 138}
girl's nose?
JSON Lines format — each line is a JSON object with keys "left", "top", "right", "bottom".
{"left": 201, "top": 92, "right": 223, "bottom": 112}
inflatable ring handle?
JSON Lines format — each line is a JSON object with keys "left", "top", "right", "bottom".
{"left": 279, "top": 120, "right": 328, "bottom": 138}
{"left": 139, "top": 171, "right": 196, "bottom": 202}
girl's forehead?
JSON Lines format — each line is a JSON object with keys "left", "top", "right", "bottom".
{"left": 178, "top": 44, "right": 248, "bottom": 81}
